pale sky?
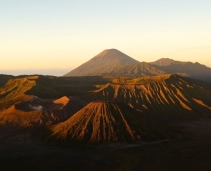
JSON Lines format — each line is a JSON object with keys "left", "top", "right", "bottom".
{"left": 1, "top": 0, "right": 211, "bottom": 76}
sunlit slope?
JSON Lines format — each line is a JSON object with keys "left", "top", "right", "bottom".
{"left": 50, "top": 101, "right": 171, "bottom": 144}
{"left": 0, "top": 96, "right": 86, "bottom": 128}
{"left": 91, "top": 74, "right": 211, "bottom": 119}
{"left": 0, "top": 76, "right": 37, "bottom": 111}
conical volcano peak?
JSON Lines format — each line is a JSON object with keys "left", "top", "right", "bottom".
{"left": 81, "top": 101, "right": 125, "bottom": 113}
{"left": 94, "top": 49, "right": 132, "bottom": 60}
{"left": 64, "top": 49, "right": 139, "bottom": 76}
{"left": 159, "top": 58, "right": 174, "bottom": 61}
{"left": 95, "top": 48, "right": 118, "bottom": 55}
{"left": 50, "top": 101, "right": 158, "bottom": 143}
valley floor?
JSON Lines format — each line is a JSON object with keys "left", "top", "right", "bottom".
{"left": 1, "top": 119, "right": 211, "bottom": 171}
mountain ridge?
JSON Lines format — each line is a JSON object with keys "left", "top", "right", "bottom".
{"left": 64, "top": 49, "right": 211, "bottom": 82}
{"left": 150, "top": 58, "right": 183, "bottom": 66}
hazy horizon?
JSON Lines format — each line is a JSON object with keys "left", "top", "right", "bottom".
{"left": 0, "top": 68, "right": 71, "bottom": 76}
{"left": 1, "top": 1, "right": 211, "bottom": 73}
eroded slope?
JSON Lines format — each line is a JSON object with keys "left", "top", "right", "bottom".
{"left": 90, "top": 74, "right": 211, "bottom": 119}
{"left": 50, "top": 101, "right": 170, "bottom": 144}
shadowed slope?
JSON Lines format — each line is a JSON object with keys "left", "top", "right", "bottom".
{"left": 0, "top": 74, "right": 15, "bottom": 86}
{"left": 64, "top": 49, "right": 139, "bottom": 76}
{"left": 25, "top": 75, "right": 117, "bottom": 98}
{"left": 50, "top": 101, "right": 170, "bottom": 144}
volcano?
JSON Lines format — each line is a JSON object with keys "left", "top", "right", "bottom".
{"left": 64, "top": 49, "right": 139, "bottom": 76}
{"left": 64, "top": 49, "right": 211, "bottom": 81}
{"left": 50, "top": 101, "right": 171, "bottom": 144}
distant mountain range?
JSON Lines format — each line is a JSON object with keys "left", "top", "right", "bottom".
{"left": 64, "top": 49, "right": 211, "bottom": 82}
